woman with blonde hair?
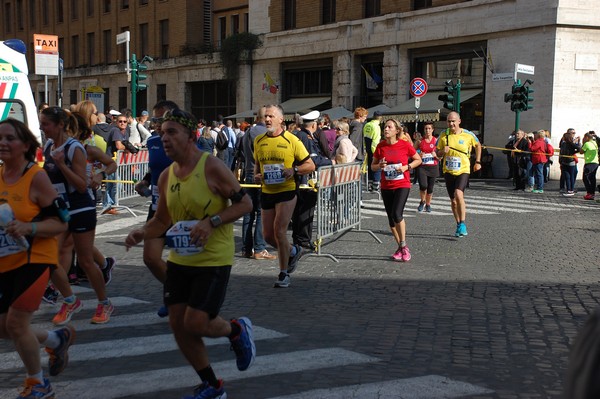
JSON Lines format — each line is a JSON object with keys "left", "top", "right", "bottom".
{"left": 371, "top": 119, "right": 422, "bottom": 262}
{"left": 72, "top": 100, "right": 107, "bottom": 153}
{"left": 331, "top": 120, "right": 358, "bottom": 164}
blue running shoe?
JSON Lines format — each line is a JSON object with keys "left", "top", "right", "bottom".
{"left": 183, "top": 380, "right": 226, "bottom": 399}
{"left": 45, "top": 325, "right": 75, "bottom": 376}
{"left": 287, "top": 244, "right": 302, "bottom": 274}
{"left": 458, "top": 222, "right": 468, "bottom": 237}
{"left": 157, "top": 305, "right": 169, "bottom": 318}
{"left": 417, "top": 201, "right": 425, "bottom": 212}
{"left": 230, "top": 317, "right": 256, "bottom": 371}
{"left": 17, "top": 377, "right": 54, "bottom": 399}
{"left": 454, "top": 224, "right": 461, "bottom": 237}
{"left": 425, "top": 204, "right": 431, "bottom": 213}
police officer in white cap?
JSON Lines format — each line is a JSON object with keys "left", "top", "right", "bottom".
{"left": 291, "top": 110, "right": 332, "bottom": 251}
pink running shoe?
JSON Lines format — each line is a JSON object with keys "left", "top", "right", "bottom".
{"left": 401, "top": 246, "right": 411, "bottom": 262}
{"left": 392, "top": 248, "right": 403, "bottom": 261}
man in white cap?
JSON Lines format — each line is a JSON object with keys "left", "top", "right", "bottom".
{"left": 292, "top": 110, "right": 332, "bottom": 251}
{"left": 253, "top": 104, "right": 315, "bottom": 288}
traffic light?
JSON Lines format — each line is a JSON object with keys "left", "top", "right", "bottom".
{"left": 438, "top": 80, "right": 460, "bottom": 111}
{"left": 136, "top": 61, "right": 148, "bottom": 91}
{"left": 523, "top": 79, "right": 534, "bottom": 110}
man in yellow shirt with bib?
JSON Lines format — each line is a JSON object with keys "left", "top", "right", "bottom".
{"left": 125, "top": 108, "right": 255, "bottom": 399}
{"left": 436, "top": 112, "right": 482, "bottom": 237}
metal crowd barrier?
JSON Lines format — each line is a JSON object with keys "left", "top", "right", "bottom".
{"left": 308, "top": 162, "right": 381, "bottom": 262}
{"left": 110, "top": 149, "right": 150, "bottom": 216}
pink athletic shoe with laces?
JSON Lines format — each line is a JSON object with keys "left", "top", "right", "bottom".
{"left": 401, "top": 246, "right": 411, "bottom": 262}
{"left": 392, "top": 248, "right": 403, "bottom": 261}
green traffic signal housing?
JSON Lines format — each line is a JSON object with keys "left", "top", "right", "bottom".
{"left": 136, "top": 62, "right": 148, "bottom": 92}
{"left": 438, "top": 80, "right": 460, "bottom": 111}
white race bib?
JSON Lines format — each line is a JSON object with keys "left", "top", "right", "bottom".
{"left": 422, "top": 153, "right": 435, "bottom": 165}
{"left": 166, "top": 220, "right": 203, "bottom": 256}
{"left": 263, "top": 163, "right": 285, "bottom": 185}
{"left": 0, "top": 230, "right": 26, "bottom": 257}
{"left": 383, "top": 163, "right": 404, "bottom": 180}
{"left": 445, "top": 156, "right": 461, "bottom": 171}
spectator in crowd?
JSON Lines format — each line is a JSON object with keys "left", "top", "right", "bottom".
{"left": 331, "top": 120, "right": 358, "bottom": 164}
{"left": 559, "top": 128, "right": 581, "bottom": 196}
{"left": 512, "top": 130, "right": 531, "bottom": 191}
{"left": 580, "top": 131, "right": 598, "bottom": 200}
{"left": 529, "top": 129, "right": 553, "bottom": 193}
{"left": 364, "top": 111, "right": 383, "bottom": 191}
{"left": 349, "top": 107, "right": 368, "bottom": 167}
{"left": 504, "top": 131, "right": 516, "bottom": 180}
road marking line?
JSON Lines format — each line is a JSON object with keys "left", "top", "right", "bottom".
{"left": 0, "top": 348, "right": 378, "bottom": 399}
{"left": 265, "top": 375, "right": 494, "bottom": 399}
{"left": 32, "top": 311, "right": 167, "bottom": 332}
{"left": 0, "top": 326, "right": 287, "bottom": 371}
{"left": 95, "top": 215, "right": 147, "bottom": 234}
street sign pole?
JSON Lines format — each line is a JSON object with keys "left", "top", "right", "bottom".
{"left": 414, "top": 97, "right": 421, "bottom": 133}
{"left": 410, "top": 77, "right": 428, "bottom": 134}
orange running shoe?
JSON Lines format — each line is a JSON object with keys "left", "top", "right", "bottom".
{"left": 52, "top": 298, "right": 83, "bottom": 326}
{"left": 91, "top": 301, "right": 114, "bottom": 324}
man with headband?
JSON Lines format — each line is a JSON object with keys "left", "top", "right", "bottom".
{"left": 125, "top": 108, "right": 255, "bottom": 399}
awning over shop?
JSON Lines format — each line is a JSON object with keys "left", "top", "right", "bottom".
{"left": 320, "top": 106, "right": 354, "bottom": 120}
{"left": 225, "top": 109, "right": 256, "bottom": 119}
{"left": 384, "top": 89, "right": 482, "bottom": 123}
{"left": 366, "top": 104, "right": 390, "bottom": 118}
{"left": 281, "top": 97, "right": 331, "bottom": 119}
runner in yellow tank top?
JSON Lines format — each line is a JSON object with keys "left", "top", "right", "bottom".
{"left": 125, "top": 108, "right": 255, "bottom": 398}
{"left": 436, "top": 112, "right": 482, "bottom": 238}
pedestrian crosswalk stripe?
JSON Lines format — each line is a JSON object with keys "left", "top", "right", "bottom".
{"left": 95, "top": 215, "right": 147, "bottom": 234}
{"left": 35, "top": 296, "right": 149, "bottom": 316}
{"left": 266, "top": 375, "right": 494, "bottom": 399}
{"left": 33, "top": 311, "right": 168, "bottom": 333}
{"left": 0, "top": 348, "right": 379, "bottom": 399}
{"left": 0, "top": 326, "right": 288, "bottom": 371}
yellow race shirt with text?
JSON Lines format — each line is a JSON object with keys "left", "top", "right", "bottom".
{"left": 254, "top": 131, "right": 310, "bottom": 194}
{"left": 436, "top": 129, "right": 479, "bottom": 175}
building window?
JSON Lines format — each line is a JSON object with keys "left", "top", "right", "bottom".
{"left": 71, "top": 35, "right": 79, "bottom": 66}
{"left": 70, "top": 90, "right": 78, "bottom": 106}
{"left": 103, "top": 88, "right": 110, "bottom": 112}
{"left": 364, "top": 0, "right": 380, "bottom": 18}
{"left": 157, "top": 84, "right": 166, "bottom": 102}
{"left": 57, "top": 0, "right": 64, "bottom": 23}
{"left": 104, "top": 0, "right": 111, "bottom": 13}
{"left": 87, "top": 32, "right": 95, "bottom": 65}
{"left": 322, "top": 0, "right": 336, "bottom": 24}
{"left": 413, "top": 0, "right": 432, "bottom": 10}
{"left": 118, "top": 87, "right": 127, "bottom": 111}
{"left": 139, "top": 23, "right": 149, "bottom": 57}
{"left": 87, "top": 0, "right": 94, "bottom": 16}
{"left": 203, "top": 0, "right": 211, "bottom": 48}
{"left": 231, "top": 15, "right": 240, "bottom": 35}
{"left": 243, "top": 13, "right": 249, "bottom": 32}
{"left": 42, "top": 1, "right": 49, "bottom": 25}
{"left": 58, "top": 37, "right": 65, "bottom": 54}
{"left": 29, "top": 0, "right": 35, "bottom": 27}
{"left": 4, "top": 3, "right": 11, "bottom": 33}
{"left": 284, "top": 68, "right": 332, "bottom": 97}
{"left": 122, "top": 0, "right": 129, "bottom": 10}
{"left": 284, "top": 0, "right": 296, "bottom": 30}
{"left": 16, "top": 0, "right": 24, "bottom": 30}
{"left": 140, "top": 0, "right": 148, "bottom": 5}
{"left": 159, "top": 19, "right": 169, "bottom": 58}
{"left": 103, "top": 30, "right": 112, "bottom": 63}
{"left": 218, "top": 17, "right": 227, "bottom": 47}
{"left": 71, "top": 0, "right": 79, "bottom": 20}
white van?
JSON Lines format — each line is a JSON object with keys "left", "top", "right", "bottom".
{"left": 0, "top": 39, "right": 41, "bottom": 143}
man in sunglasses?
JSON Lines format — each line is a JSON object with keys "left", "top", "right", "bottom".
{"left": 101, "top": 114, "right": 129, "bottom": 215}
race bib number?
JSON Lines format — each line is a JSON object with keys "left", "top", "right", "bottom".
{"left": 263, "top": 163, "right": 285, "bottom": 185}
{"left": 422, "top": 153, "right": 435, "bottom": 165}
{"left": 166, "top": 220, "right": 203, "bottom": 256}
{"left": 445, "top": 156, "right": 461, "bottom": 171}
{"left": 0, "top": 230, "right": 26, "bottom": 257}
{"left": 52, "top": 183, "right": 70, "bottom": 208}
{"left": 151, "top": 185, "right": 159, "bottom": 211}
{"left": 383, "top": 164, "right": 404, "bottom": 180}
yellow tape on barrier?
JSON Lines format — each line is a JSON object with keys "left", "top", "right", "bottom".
{"left": 482, "top": 145, "right": 583, "bottom": 160}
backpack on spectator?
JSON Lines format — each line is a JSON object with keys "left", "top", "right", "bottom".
{"left": 215, "top": 128, "right": 229, "bottom": 151}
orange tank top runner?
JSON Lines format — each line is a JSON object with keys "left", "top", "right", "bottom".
{"left": 0, "top": 163, "right": 59, "bottom": 273}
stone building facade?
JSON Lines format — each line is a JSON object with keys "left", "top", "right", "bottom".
{"left": 3, "top": 0, "right": 600, "bottom": 177}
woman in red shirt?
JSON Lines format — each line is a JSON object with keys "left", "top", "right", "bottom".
{"left": 416, "top": 122, "right": 440, "bottom": 212}
{"left": 371, "top": 119, "right": 422, "bottom": 262}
